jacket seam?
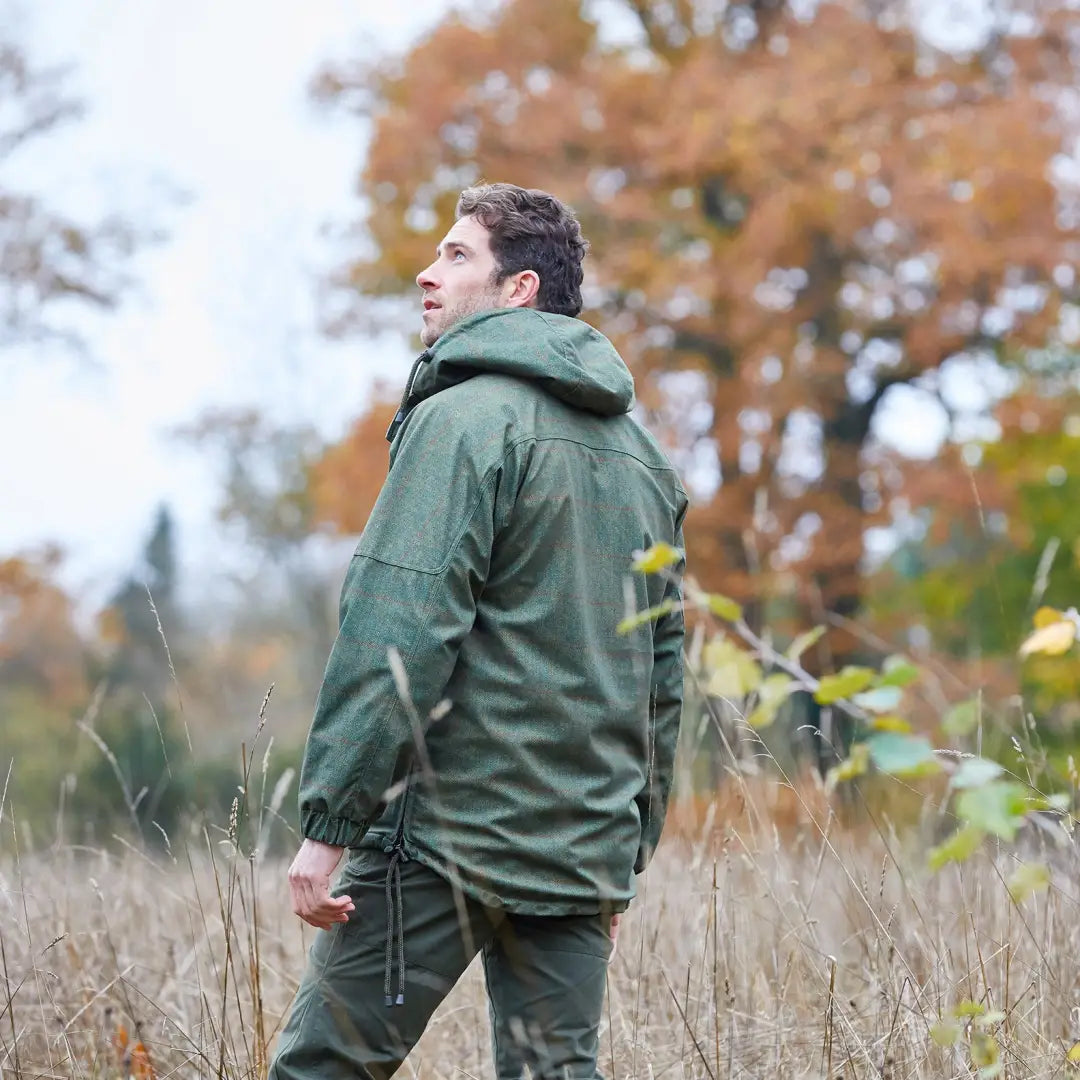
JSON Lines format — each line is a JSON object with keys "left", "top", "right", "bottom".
{"left": 528, "top": 435, "right": 687, "bottom": 478}
{"left": 354, "top": 436, "right": 684, "bottom": 576}
{"left": 353, "top": 439, "right": 528, "bottom": 575}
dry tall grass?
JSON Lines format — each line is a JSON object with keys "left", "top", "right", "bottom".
{"left": 3, "top": 769, "right": 1079, "bottom": 1079}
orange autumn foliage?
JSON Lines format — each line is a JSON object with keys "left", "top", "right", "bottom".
{"left": 0, "top": 547, "right": 87, "bottom": 708}
{"left": 314, "top": 0, "right": 1078, "bottom": 648}
{"left": 112, "top": 1021, "right": 156, "bottom": 1080}
{"left": 308, "top": 390, "right": 400, "bottom": 535}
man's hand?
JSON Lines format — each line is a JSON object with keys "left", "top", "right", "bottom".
{"left": 287, "top": 838, "right": 354, "bottom": 931}
{"left": 609, "top": 913, "right": 621, "bottom": 962}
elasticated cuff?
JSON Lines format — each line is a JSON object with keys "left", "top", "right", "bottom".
{"left": 301, "top": 809, "right": 368, "bottom": 848}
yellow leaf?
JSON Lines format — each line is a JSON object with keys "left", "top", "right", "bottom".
{"left": 814, "top": 665, "right": 876, "bottom": 704}
{"left": 1018, "top": 620, "right": 1076, "bottom": 658}
{"left": 706, "top": 663, "right": 743, "bottom": 700}
{"left": 747, "top": 674, "right": 794, "bottom": 729}
{"left": 825, "top": 742, "right": 870, "bottom": 789}
{"left": 871, "top": 715, "right": 912, "bottom": 733}
{"left": 970, "top": 1031, "right": 999, "bottom": 1069}
{"left": 705, "top": 593, "right": 743, "bottom": 621}
{"left": 631, "top": 543, "right": 682, "bottom": 574}
{"left": 702, "top": 638, "right": 761, "bottom": 697}
{"left": 786, "top": 626, "right": 826, "bottom": 662}
{"left": 1066, "top": 1040, "right": 1080, "bottom": 1065}
{"left": 616, "top": 599, "right": 676, "bottom": 635}
{"left": 1034, "top": 606, "right": 1064, "bottom": 629}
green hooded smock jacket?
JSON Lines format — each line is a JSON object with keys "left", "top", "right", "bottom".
{"left": 299, "top": 307, "right": 687, "bottom": 915}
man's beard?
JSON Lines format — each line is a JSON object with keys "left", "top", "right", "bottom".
{"left": 421, "top": 284, "right": 503, "bottom": 347}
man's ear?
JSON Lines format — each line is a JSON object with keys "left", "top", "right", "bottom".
{"left": 504, "top": 270, "right": 540, "bottom": 309}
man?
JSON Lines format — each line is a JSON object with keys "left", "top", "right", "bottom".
{"left": 270, "top": 184, "right": 687, "bottom": 1079}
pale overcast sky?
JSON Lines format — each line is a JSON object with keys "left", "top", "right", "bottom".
{"left": 1, "top": 0, "right": 454, "bottom": 602}
{"left": 0, "top": 0, "right": 999, "bottom": 605}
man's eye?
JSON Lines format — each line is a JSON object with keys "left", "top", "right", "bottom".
{"left": 452, "top": 251, "right": 465, "bottom": 262}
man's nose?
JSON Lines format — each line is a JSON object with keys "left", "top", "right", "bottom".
{"left": 416, "top": 262, "right": 438, "bottom": 290}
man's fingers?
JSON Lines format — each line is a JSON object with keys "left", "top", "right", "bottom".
{"left": 286, "top": 841, "right": 352, "bottom": 930}
{"left": 289, "top": 873, "right": 354, "bottom": 930}
{"left": 608, "top": 913, "right": 621, "bottom": 962}
{"left": 289, "top": 874, "right": 318, "bottom": 922}
{"left": 315, "top": 893, "right": 354, "bottom": 919}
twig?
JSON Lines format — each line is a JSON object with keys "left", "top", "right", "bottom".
{"left": 661, "top": 967, "right": 717, "bottom": 1080}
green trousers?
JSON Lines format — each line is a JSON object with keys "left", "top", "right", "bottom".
{"left": 268, "top": 847, "right": 613, "bottom": 1079}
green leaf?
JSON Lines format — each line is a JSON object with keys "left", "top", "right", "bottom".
{"left": 866, "top": 732, "right": 939, "bottom": 777}
{"left": 1007, "top": 862, "right": 1050, "bottom": 903}
{"left": 970, "top": 1031, "right": 1000, "bottom": 1070}
{"left": 704, "top": 593, "right": 743, "bottom": 622}
{"left": 616, "top": 599, "right": 675, "bottom": 635}
{"left": 747, "top": 674, "right": 795, "bottom": 729}
{"left": 943, "top": 699, "right": 980, "bottom": 738}
{"left": 976, "top": 1011, "right": 1007, "bottom": 1029}
{"left": 955, "top": 781, "right": 1031, "bottom": 841}
{"left": 814, "top": 666, "right": 876, "bottom": 705}
{"left": 951, "top": 758, "right": 1005, "bottom": 789}
{"left": 631, "top": 543, "right": 682, "bottom": 574}
{"left": 929, "top": 1020, "right": 962, "bottom": 1047}
{"left": 953, "top": 1000, "right": 987, "bottom": 1018}
{"left": 786, "top": 626, "right": 826, "bottom": 662}
{"left": 852, "top": 686, "right": 903, "bottom": 713}
{"left": 879, "top": 655, "right": 920, "bottom": 688}
{"left": 929, "top": 825, "right": 984, "bottom": 870}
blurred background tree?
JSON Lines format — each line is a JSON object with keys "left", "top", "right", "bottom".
{"left": 174, "top": 408, "right": 340, "bottom": 711}
{"left": 6, "top": 0, "right": 1080, "bottom": 843}
{"left": 0, "top": 34, "right": 136, "bottom": 348}
{"left": 312, "top": 0, "right": 1079, "bottom": 663}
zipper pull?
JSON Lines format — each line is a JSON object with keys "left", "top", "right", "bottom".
{"left": 384, "top": 409, "right": 407, "bottom": 444}
{"left": 385, "top": 351, "right": 432, "bottom": 444}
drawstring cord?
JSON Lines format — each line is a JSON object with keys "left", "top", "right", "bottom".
{"left": 383, "top": 844, "right": 408, "bottom": 1006}
{"left": 385, "top": 351, "right": 431, "bottom": 444}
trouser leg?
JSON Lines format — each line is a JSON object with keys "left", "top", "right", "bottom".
{"left": 482, "top": 913, "right": 612, "bottom": 1080}
{"left": 269, "top": 848, "right": 497, "bottom": 1080}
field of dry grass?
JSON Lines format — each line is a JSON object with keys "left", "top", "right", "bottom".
{"left": 3, "top": 773, "right": 1080, "bottom": 1079}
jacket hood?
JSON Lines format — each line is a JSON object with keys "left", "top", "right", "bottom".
{"left": 408, "top": 308, "right": 636, "bottom": 420}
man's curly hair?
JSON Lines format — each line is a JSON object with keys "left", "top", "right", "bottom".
{"left": 456, "top": 183, "right": 589, "bottom": 317}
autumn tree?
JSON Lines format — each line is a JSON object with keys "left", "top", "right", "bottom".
{"left": 0, "top": 545, "right": 86, "bottom": 709}
{"left": 870, "top": 374, "right": 1080, "bottom": 749}
{"left": 312, "top": 0, "right": 1079, "bottom": 652}
{"left": 176, "top": 408, "right": 342, "bottom": 709}
{"left": 306, "top": 387, "right": 404, "bottom": 534}
{"left": 0, "top": 526, "right": 276, "bottom": 847}
{"left": 0, "top": 547, "right": 89, "bottom": 835}
{"left": 0, "top": 32, "right": 135, "bottom": 347}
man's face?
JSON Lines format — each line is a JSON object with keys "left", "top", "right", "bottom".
{"left": 415, "top": 216, "right": 507, "bottom": 348}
